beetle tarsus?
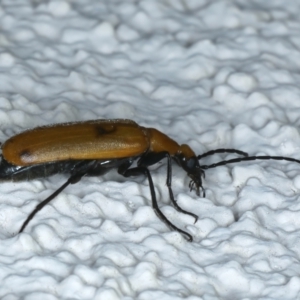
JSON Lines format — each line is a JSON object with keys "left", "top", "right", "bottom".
{"left": 167, "top": 185, "right": 198, "bottom": 223}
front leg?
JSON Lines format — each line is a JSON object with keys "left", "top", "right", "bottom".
{"left": 138, "top": 152, "right": 198, "bottom": 223}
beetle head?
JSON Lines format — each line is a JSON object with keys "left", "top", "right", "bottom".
{"left": 176, "top": 144, "right": 205, "bottom": 197}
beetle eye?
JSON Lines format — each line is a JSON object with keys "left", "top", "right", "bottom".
{"left": 186, "top": 157, "right": 197, "bottom": 170}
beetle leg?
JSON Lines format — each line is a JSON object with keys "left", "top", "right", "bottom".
{"left": 198, "top": 148, "right": 248, "bottom": 160}
{"left": 19, "top": 178, "right": 72, "bottom": 233}
{"left": 138, "top": 152, "right": 198, "bottom": 223}
{"left": 119, "top": 164, "right": 193, "bottom": 242}
{"left": 19, "top": 172, "right": 86, "bottom": 233}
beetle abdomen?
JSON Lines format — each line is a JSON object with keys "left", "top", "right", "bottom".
{"left": 2, "top": 119, "right": 149, "bottom": 166}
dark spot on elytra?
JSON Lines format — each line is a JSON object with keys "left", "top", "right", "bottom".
{"left": 19, "top": 149, "right": 32, "bottom": 159}
{"left": 95, "top": 125, "right": 115, "bottom": 137}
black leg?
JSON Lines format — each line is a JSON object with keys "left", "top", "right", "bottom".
{"left": 119, "top": 164, "right": 193, "bottom": 242}
{"left": 139, "top": 152, "right": 198, "bottom": 223}
{"left": 19, "top": 172, "right": 86, "bottom": 233}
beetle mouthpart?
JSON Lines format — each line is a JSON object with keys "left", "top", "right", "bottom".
{"left": 188, "top": 178, "right": 200, "bottom": 196}
{"left": 188, "top": 171, "right": 206, "bottom": 198}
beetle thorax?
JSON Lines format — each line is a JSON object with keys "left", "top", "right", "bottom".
{"left": 177, "top": 144, "right": 196, "bottom": 159}
{"left": 145, "top": 128, "right": 180, "bottom": 155}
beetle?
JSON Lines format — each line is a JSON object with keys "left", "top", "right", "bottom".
{"left": 1, "top": 119, "right": 300, "bottom": 242}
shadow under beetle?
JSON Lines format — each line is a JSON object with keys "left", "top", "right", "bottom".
{"left": 1, "top": 119, "right": 300, "bottom": 241}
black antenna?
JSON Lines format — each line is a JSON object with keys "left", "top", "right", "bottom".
{"left": 200, "top": 155, "right": 300, "bottom": 170}
{"left": 198, "top": 148, "right": 248, "bottom": 160}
